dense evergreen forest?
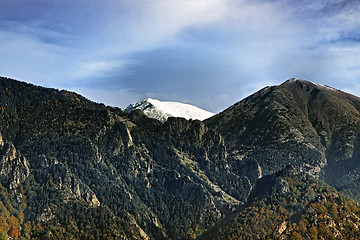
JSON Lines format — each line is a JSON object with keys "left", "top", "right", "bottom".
{"left": 2, "top": 77, "right": 360, "bottom": 239}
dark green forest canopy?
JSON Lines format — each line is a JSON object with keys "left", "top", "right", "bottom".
{"left": 1, "top": 77, "right": 360, "bottom": 239}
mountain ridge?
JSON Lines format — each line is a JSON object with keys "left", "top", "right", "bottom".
{"left": 1, "top": 76, "right": 360, "bottom": 239}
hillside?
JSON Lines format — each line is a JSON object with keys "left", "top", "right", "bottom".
{"left": 1, "top": 77, "right": 360, "bottom": 239}
{"left": 206, "top": 78, "right": 360, "bottom": 190}
{"left": 0, "top": 77, "right": 246, "bottom": 239}
{"left": 199, "top": 168, "right": 360, "bottom": 240}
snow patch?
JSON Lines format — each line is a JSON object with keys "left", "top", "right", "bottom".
{"left": 124, "top": 98, "right": 214, "bottom": 122}
{"left": 287, "top": 78, "right": 337, "bottom": 91}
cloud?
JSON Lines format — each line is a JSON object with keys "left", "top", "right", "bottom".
{"left": 0, "top": 0, "right": 359, "bottom": 111}
{"left": 0, "top": 0, "right": 233, "bottom": 85}
{"left": 73, "top": 60, "right": 137, "bottom": 79}
{"left": 0, "top": 29, "right": 73, "bottom": 87}
{"left": 68, "top": 87, "right": 143, "bottom": 108}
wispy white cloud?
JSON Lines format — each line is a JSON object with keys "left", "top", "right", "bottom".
{"left": 0, "top": 0, "right": 359, "bottom": 111}
{"left": 73, "top": 60, "right": 137, "bottom": 79}
{"left": 0, "top": 29, "right": 73, "bottom": 87}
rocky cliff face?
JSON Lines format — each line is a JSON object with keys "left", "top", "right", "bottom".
{"left": 1, "top": 77, "right": 360, "bottom": 239}
{"left": 0, "top": 132, "right": 30, "bottom": 190}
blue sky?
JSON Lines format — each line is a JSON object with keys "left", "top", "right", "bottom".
{"left": 1, "top": 0, "right": 359, "bottom": 112}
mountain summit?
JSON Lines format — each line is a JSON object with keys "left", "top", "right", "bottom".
{"left": 124, "top": 98, "right": 214, "bottom": 122}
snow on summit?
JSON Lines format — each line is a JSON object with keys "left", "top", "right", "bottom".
{"left": 287, "top": 78, "right": 337, "bottom": 91}
{"left": 124, "top": 98, "right": 214, "bottom": 122}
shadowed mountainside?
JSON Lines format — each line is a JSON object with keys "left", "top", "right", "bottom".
{"left": 1, "top": 77, "right": 360, "bottom": 239}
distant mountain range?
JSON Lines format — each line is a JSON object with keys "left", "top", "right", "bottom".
{"left": 124, "top": 98, "right": 214, "bottom": 122}
{"left": 1, "top": 77, "right": 360, "bottom": 239}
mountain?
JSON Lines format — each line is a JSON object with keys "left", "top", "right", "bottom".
{"left": 201, "top": 78, "right": 360, "bottom": 238}
{"left": 1, "top": 76, "right": 360, "bottom": 239}
{"left": 206, "top": 78, "right": 360, "bottom": 189}
{"left": 124, "top": 98, "right": 214, "bottom": 122}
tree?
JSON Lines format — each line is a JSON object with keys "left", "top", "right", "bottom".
{"left": 9, "top": 227, "right": 20, "bottom": 239}
{"left": 290, "top": 231, "right": 302, "bottom": 240}
{"left": 309, "top": 226, "right": 318, "bottom": 240}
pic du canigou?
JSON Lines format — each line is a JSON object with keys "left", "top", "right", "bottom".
{"left": 1, "top": 77, "right": 360, "bottom": 239}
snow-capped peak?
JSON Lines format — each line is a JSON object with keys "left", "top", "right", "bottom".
{"left": 124, "top": 98, "right": 214, "bottom": 122}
